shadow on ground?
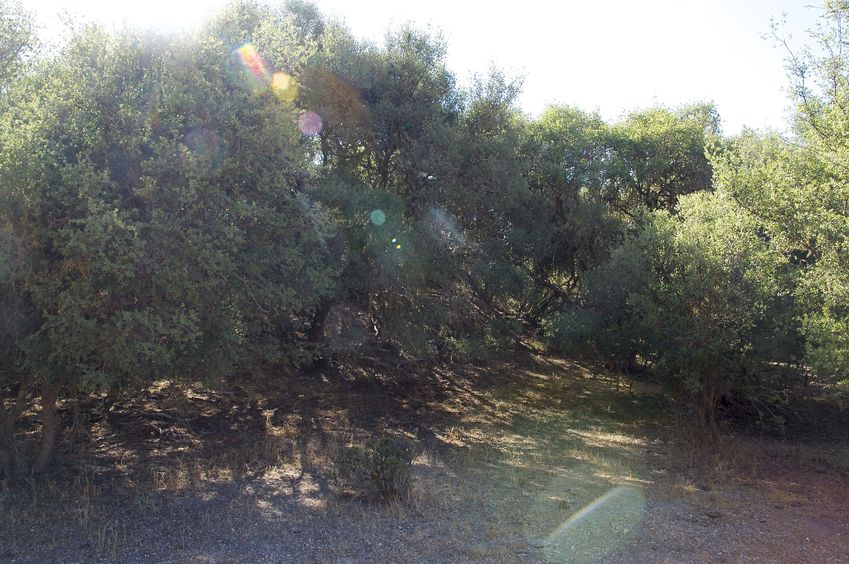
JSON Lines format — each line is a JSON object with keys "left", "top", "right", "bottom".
{"left": 2, "top": 354, "right": 848, "bottom": 562}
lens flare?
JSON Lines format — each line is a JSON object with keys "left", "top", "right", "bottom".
{"left": 543, "top": 485, "right": 644, "bottom": 561}
{"left": 370, "top": 209, "right": 386, "bottom": 226}
{"left": 300, "top": 68, "right": 372, "bottom": 138}
{"left": 182, "top": 128, "right": 224, "bottom": 173}
{"left": 271, "top": 72, "right": 298, "bottom": 102}
{"left": 298, "top": 111, "right": 323, "bottom": 136}
{"left": 428, "top": 207, "right": 465, "bottom": 250}
{"left": 235, "top": 43, "right": 270, "bottom": 83}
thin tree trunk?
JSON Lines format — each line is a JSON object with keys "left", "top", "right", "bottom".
{"left": 699, "top": 383, "right": 719, "bottom": 442}
{"left": 306, "top": 300, "right": 333, "bottom": 372}
{"left": 307, "top": 300, "right": 332, "bottom": 343}
{"left": 33, "top": 380, "right": 62, "bottom": 473}
{"left": 0, "top": 408, "right": 15, "bottom": 479}
{"left": 0, "top": 374, "right": 35, "bottom": 479}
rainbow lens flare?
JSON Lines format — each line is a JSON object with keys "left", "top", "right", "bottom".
{"left": 235, "top": 43, "right": 270, "bottom": 83}
{"left": 543, "top": 485, "right": 644, "bottom": 561}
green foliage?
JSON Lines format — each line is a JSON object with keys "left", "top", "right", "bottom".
{"left": 708, "top": 3, "right": 849, "bottom": 388}
{"left": 0, "top": 0, "right": 34, "bottom": 86}
{"left": 777, "top": 3, "right": 849, "bottom": 386}
{"left": 607, "top": 104, "right": 717, "bottom": 213}
{"left": 333, "top": 436, "right": 413, "bottom": 503}
{"left": 0, "top": 5, "right": 341, "bottom": 470}
{"left": 445, "top": 326, "right": 513, "bottom": 363}
{"left": 555, "top": 190, "right": 794, "bottom": 432}
{"left": 518, "top": 103, "right": 716, "bottom": 327}
{"left": 546, "top": 9, "right": 847, "bottom": 431}
{"left": 304, "top": 23, "right": 460, "bottom": 196}
{"left": 302, "top": 28, "right": 529, "bottom": 359}
{"left": 521, "top": 106, "right": 622, "bottom": 297}
{"left": 0, "top": 25, "right": 335, "bottom": 386}
{"left": 1, "top": 0, "right": 848, "bottom": 472}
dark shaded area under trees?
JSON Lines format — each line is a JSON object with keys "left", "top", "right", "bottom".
{"left": 1, "top": 0, "right": 848, "bottom": 477}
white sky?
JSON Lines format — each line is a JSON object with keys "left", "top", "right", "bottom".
{"left": 30, "top": 0, "right": 823, "bottom": 134}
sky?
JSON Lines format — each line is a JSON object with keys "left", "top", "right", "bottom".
{"left": 30, "top": 0, "right": 824, "bottom": 134}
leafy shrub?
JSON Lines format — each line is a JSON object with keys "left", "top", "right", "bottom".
{"left": 333, "top": 437, "right": 413, "bottom": 503}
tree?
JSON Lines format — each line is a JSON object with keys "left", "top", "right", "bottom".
{"left": 516, "top": 104, "right": 717, "bottom": 332}
{"left": 0, "top": 0, "right": 37, "bottom": 477}
{"left": 0, "top": 15, "right": 334, "bottom": 473}
{"left": 301, "top": 23, "right": 479, "bottom": 358}
{"left": 0, "top": 0, "right": 34, "bottom": 87}
{"left": 304, "top": 24, "right": 460, "bottom": 199}
{"left": 607, "top": 104, "right": 717, "bottom": 213}
{"left": 434, "top": 70, "right": 534, "bottom": 353}
{"left": 713, "top": 1, "right": 849, "bottom": 391}
{"left": 554, "top": 191, "right": 790, "bottom": 435}
{"left": 520, "top": 105, "right": 622, "bottom": 313}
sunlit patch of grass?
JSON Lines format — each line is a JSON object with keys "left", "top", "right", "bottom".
{"left": 433, "top": 425, "right": 467, "bottom": 447}
{"left": 568, "top": 428, "right": 648, "bottom": 449}
{"left": 150, "top": 462, "right": 192, "bottom": 492}
{"left": 766, "top": 486, "right": 808, "bottom": 508}
{"left": 428, "top": 357, "right": 677, "bottom": 562}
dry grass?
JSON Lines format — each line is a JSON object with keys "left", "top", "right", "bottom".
{"left": 2, "top": 355, "right": 849, "bottom": 562}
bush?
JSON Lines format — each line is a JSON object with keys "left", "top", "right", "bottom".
{"left": 333, "top": 436, "right": 413, "bottom": 503}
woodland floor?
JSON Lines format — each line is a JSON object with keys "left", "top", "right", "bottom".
{"left": 1, "top": 354, "right": 849, "bottom": 563}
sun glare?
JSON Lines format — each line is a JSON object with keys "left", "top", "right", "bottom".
{"left": 35, "top": 0, "right": 231, "bottom": 33}
{"left": 31, "top": 0, "right": 819, "bottom": 133}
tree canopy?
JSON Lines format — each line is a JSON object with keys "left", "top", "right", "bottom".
{"left": 1, "top": 0, "right": 847, "bottom": 474}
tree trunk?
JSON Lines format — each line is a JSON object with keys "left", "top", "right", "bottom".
{"left": 307, "top": 300, "right": 332, "bottom": 343}
{"left": 33, "top": 380, "right": 62, "bottom": 473}
{"left": 0, "top": 411, "right": 16, "bottom": 479}
{"left": 0, "top": 374, "right": 35, "bottom": 479}
{"left": 698, "top": 383, "right": 719, "bottom": 441}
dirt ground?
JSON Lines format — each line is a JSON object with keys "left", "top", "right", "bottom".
{"left": 1, "top": 355, "right": 848, "bottom": 563}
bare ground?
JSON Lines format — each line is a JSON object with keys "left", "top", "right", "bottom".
{"left": 1, "top": 355, "right": 848, "bottom": 563}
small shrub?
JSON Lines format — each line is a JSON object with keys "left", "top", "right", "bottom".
{"left": 445, "top": 333, "right": 504, "bottom": 362}
{"left": 334, "top": 436, "right": 413, "bottom": 503}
